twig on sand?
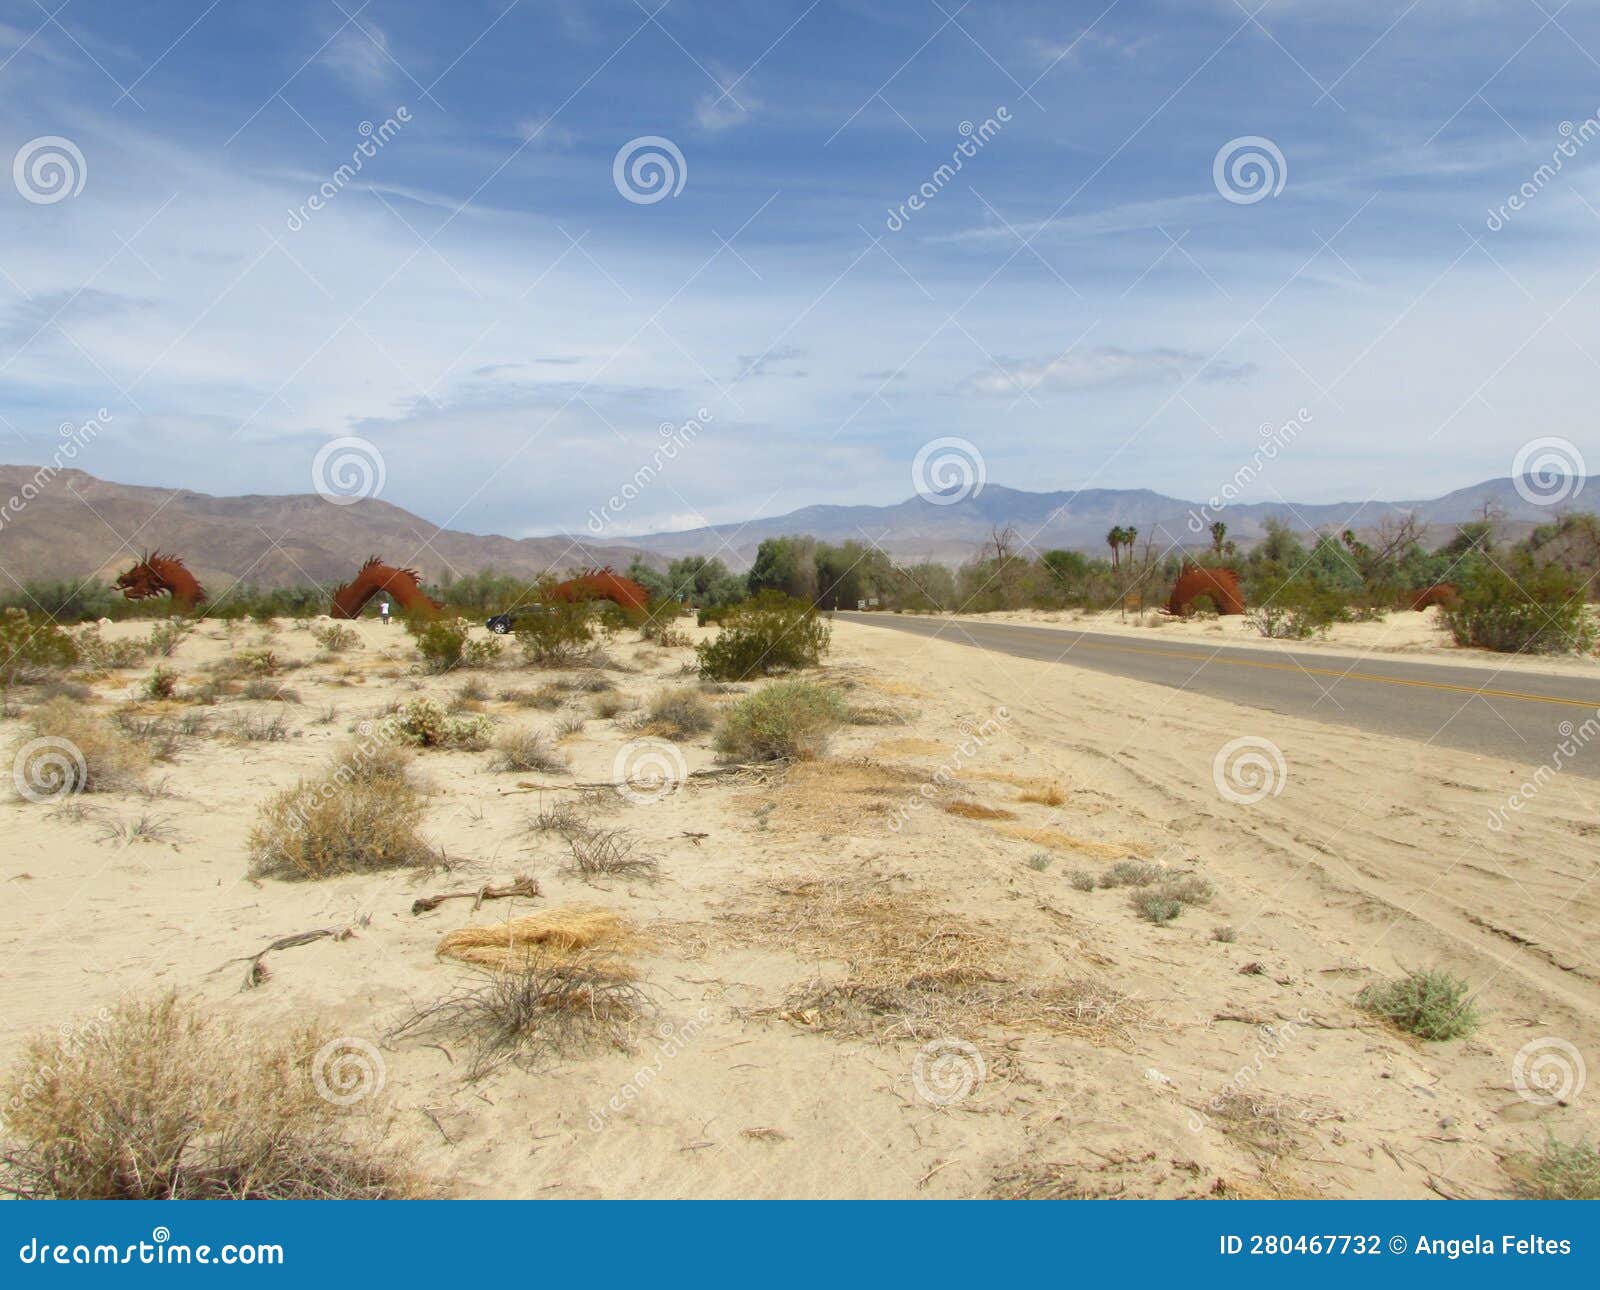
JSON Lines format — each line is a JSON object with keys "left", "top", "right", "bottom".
{"left": 411, "top": 874, "right": 541, "bottom": 915}
{"left": 501, "top": 765, "right": 775, "bottom": 794}
{"left": 219, "top": 926, "right": 358, "bottom": 990}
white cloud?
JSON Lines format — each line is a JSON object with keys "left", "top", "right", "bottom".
{"left": 964, "top": 347, "right": 1255, "bottom": 396}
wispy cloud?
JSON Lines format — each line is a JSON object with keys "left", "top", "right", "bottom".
{"left": 963, "top": 346, "right": 1255, "bottom": 396}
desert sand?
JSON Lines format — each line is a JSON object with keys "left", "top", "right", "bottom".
{"left": 2, "top": 613, "right": 1596, "bottom": 1199}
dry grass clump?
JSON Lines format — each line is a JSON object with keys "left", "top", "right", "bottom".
{"left": 942, "top": 799, "right": 1017, "bottom": 821}
{"left": 639, "top": 686, "right": 715, "bottom": 738}
{"left": 488, "top": 725, "right": 567, "bottom": 773}
{"left": 734, "top": 874, "right": 1137, "bottom": 1041}
{"left": 0, "top": 994, "right": 422, "bottom": 1199}
{"left": 563, "top": 824, "right": 660, "bottom": 881}
{"left": 1357, "top": 967, "right": 1479, "bottom": 1040}
{"left": 223, "top": 710, "right": 291, "bottom": 743}
{"left": 1511, "top": 1137, "right": 1600, "bottom": 1199}
{"left": 996, "top": 825, "right": 1142, "bottom": 859}
{"left": 247, "top": 743, "right": 434, "bottom": 880}
{"left": 395, "top": 964, "right": 646, "bottom": 1079}
{"left": 1019, "top": 783, "right": 1066, "bottom": 806}
{"left": 592, "top": 691, "right": 635, "bottom": 719}
{"left": 500, "top": 684, "right": 563, "bottom": 710}
{"left": 1206, "top": 1088, "right": 1331, "bottom": 1156}
{"left": 714, "top": 680, "right": 846, "bottom": 762}
{"left": 242, "top": 678, "right": 300, "bottom": 702}
{"left": 434, "top": 907, "right": 641, "bottom": 973}
{"left": 1132, "top": 874, "right": 1214, "bottom": 925}
{"left": 15, "top": 698, "right": 149, "bottom": 796}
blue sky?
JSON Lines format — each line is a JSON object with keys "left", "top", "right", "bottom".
{"left": 3, "top": 0, "right": 1599, "bottom": 539}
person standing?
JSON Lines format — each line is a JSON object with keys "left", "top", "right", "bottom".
{"left": 379, "top": 597, "right": 391, "bottom": 627}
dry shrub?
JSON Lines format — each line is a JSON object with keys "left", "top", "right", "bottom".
{"left": 247, "top": 743, "right": 433, "bottom": 880}
{"left": 942, "top": 799, "right": 1017, "bottom": 821}
{"left": 641, "top": 686, "right": 714, "bottom": 738}
{"left": 1205, "top": 1088, "right": 1331, "bottom": 1157}
{"left": 16, "top": 698, "right": 148, "bottom": 796}
{"left": 488, "top": 725, "right": 566, "bottom": 773}
{"left": 732, "top": 874, "right": 1137, "bottom": 1041}
{"left": 435, "top": 907, "right": 640, "bottom": 973}
{"left": 715, "top": 680, "right": 845, "bottom": 762}
{"left": 500, "top": 684, "right": 563, "bottom": 710}
{"left": 0, "top": 994, "right": 422, "bottom": 1199}
{"left": 563, "top": 825, "right": 660, "bottom": 880}
{"left": 395, "top": 965, "right": 646, "bottom": 1079}
{"left": 592, "top": 692, "right": 635, "bottom": 720}
{"left": 223, "top": 710, "right": 291, "bottom": 743}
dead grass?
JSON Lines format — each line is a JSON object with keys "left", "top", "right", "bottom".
{"left": 15, "top": 698, "right": 149, "bottom": 797}
{"left": 247, "top": 743, "right": 435, "bottom": 880}
{"left": 434, "top": 907, "right": 642, "bottom": 974}
{"left": 639, "top": 686, "right": 714, "bottom": 738}
{"left": 731, "top": 872, "right": 1138, "bottom": 1042}
{"left": 1018, "top": 783, "right": 1066, "bottom": 806}
{"left": 394, "top": 964, "right": 647, "bottom": 1079}
{"left": 996, "top": 825, "right": 1144, "bottom": 859}
{"left": 488, "top": 726, "right": 567, "bottom": 774}
{"left": 942, "top": 799, "right": 1017, "bottom": 821}
{"left": 562, "top": 825, "right": 660, "bottom": 881}
{"left": 0, "top": 994, "right": 423, "bottom": 1199}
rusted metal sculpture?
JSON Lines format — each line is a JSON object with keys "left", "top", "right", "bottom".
{"left": 1166, "top": 563, "right": 1246, "bottom": 616}
{"left": 115, "top": 552, "right": 207, "bottom": 611}
{"left": 547, "top": 568, "right": 650, "bottom": 613}
{"left": 1404, "top": 583, "right": 1458, "bottom": 611}
{"left": 330, "top": 557, "right": 442, "bottom": 620}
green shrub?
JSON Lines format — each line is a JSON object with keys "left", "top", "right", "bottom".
{"left": 394, "top": 697, "right": 493, "bottom": 750}
{"left": 0, "top": 608, "right": 78, "bottom": 684}
{"left": 1247, "top": 581, "right": 1354, "bottom": 640}
{"left": 514, "top": 602, "right": 595, "bottom": 665}
{"left": 1515, "top": 1137, "right": 1600, "bottom": 1199}
{"left": 312, "top": 624, "right": 361, "bottom": 653}
{"left": 141, "top": 666, "right": 178, "bottom": 700}
{"left": 1441, "top": 561, "right": 1594, "bottom": 654}
{"left": 696, "top": 591, "right": 831, "bottom": 681}
{"left": 408, "top": 617, "right": 469, "bottom": 673}
{"left": 73, "top": 625, "right": 149, "bottom": 671}
{"left": 714, "top": 680, "right": 845, "bottom": 761}
{"left": 1357, "top": 967, "right": 1478, "bottom": 1040}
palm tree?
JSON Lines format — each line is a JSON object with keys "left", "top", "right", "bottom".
{"left": 1122, "top": 527, "right": 1138, "bottom": 566}
{"left": 1210, "top": 520, "right": 1227, "bottom": 557}
{"left": 1106, "top": 526, "right": 1125, "bottom": 572}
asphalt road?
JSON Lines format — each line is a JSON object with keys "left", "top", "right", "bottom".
{"left": 835, "top": 612, "right": 1600, "bottom": 776}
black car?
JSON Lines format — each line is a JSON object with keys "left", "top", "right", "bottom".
{"left": 485, "top": 606, "right": 549, "bottom": 634}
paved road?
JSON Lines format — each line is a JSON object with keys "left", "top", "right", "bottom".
{"left": 835, "top": 612, "right": 1600, "bottom": 775}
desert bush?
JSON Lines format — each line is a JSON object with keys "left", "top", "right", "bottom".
{"left": 312, "top": 623, "right": 361, "bottom": 654}
{"left": 242, "top": 678, "right": 299, "bottom": 702}
{"left": 1133, "top": 875, "right": 1213, "bottom": 924}
{"left": 1357, "top": 967, "right": 1479, "bottom": 1040}
{"left": 1096, "top": 860, "right": 1169, "bottom": 888}
{"left": 563, "top": 825, "right": 659, "bottom": 879}
{"left": 1247, "top": 581, "right": 1354, "bottom": 640}
{"left": 247, "top": 742, "right": 433, "bottom": 879}
{"left": 215, "top": 648, "right": 279, "bottom": 679}
{"left": 141, "top": 666, "right": 178, "bottom": 700}
{"left": 407, "top": 617, "right": 467, "bottom": 672}
{"left": 643, "top": 686, "right": 714, "bottom": 737}
{"left": 15, "top": 698, "right": 148, "bottom": 796}
{"left": 223, "top": 711, "right": 291, "bottom": 743}
{"left": 696, "top": 591, "right": 831, "bottom": 681}
{"left": 73, "top": 625, "right": 149, "bottom": 671}
{"left": 1441, "top": 561, "right": 1594, "bottom": 654}
{"left": 515, "top": 602, "right": 596, "bottom": 666}
{"left": 1069, "top": 870, "right": 1096, "bottom": 892}
{"left": 394, "top": 696, "right": 493, "bottom": 750}
{"left": 592, "top": 692, "right": 633, "bottom": 719}
{"left": 1515, "top": 1137, "right": 1600, "bottom": 1199}
{"left": 0, "top": 609, "right": 78, "bottom": 685}
{"left": 146, "top": 620, "right": 191, "bottom": 658}
{"left": 714, "top": 680, "right": 846, "bottom": 762}
{"left": 0, "top": 993, "right": 421, "bottom": 1199}
{"left": 501, "top": 684, "right": 563, "bottom": 709}
{"left": 489, "top": 726, "right": 566, "bottom": 773}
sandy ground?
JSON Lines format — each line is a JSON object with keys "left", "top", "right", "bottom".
{"left": 1, "top": 613, "right": 1596, "bottom": 1199}
{"left": 940, "top": 606, "right": 1600, "bottom": 680}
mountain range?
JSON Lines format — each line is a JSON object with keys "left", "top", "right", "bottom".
{"left": 0, "top": 465, "right": 1584, "bottom": 593}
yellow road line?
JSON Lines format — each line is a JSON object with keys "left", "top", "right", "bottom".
{"left": 856, "top": 617, "right": 1600, "bottom": 712}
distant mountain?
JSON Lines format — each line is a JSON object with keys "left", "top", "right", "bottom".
{"left": 618, "top": 476, "right": 1587, "bottom": 567}
{"left": 0, "top": 466, "right": 1585, "bottom": 591}
{"left": 0, "top": 467, "right": 653, "bottom": 594}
